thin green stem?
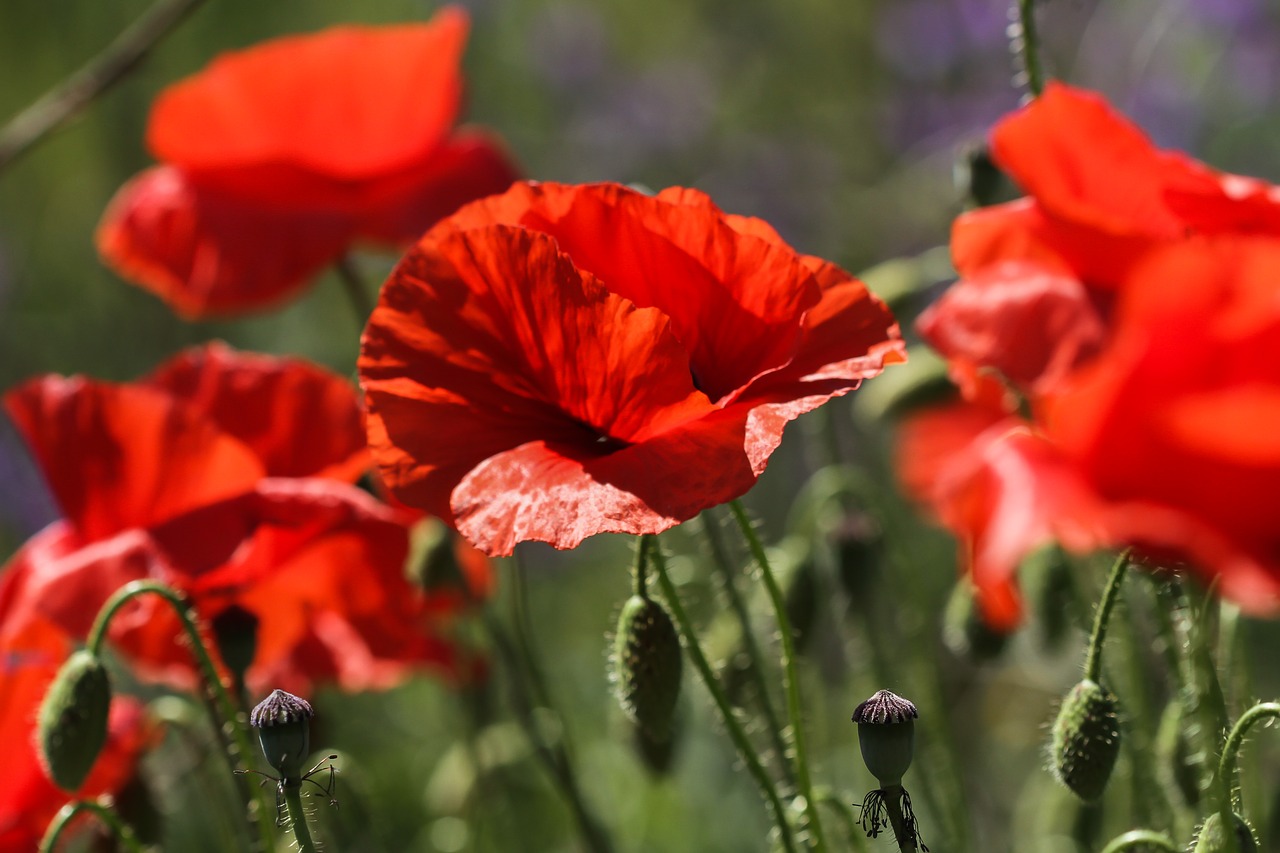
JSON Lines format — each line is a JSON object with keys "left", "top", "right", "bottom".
{"left": 1014, "top": 0, "right": 1045, "bottom": 96}
{"left": 633, "top": 535, "right": 650, "bottom": 597}
{"left": 1099, "top": 830, "right": 1179, "bottom": 853}
{"left": 1219, "top": 702, "right": 1280, "bottom": 808}
{"left": 39, "top": 798, "right": 143, "bottom": 853}
{"left": 87, "top": 580, "right": 275, "bottom": 853}
{"left": 813, "top": 788, "right": 868, "bottom": 853}
{"left": 648, "top": 536, "right": 797, "bottom": 853}
{"left": 1083, "top": 551, "right": 1131, "bottom": 683}
{"left": 698, "top": 512, "right": 795, "bottom": 787}
{"left": 335, "top": 254, "right": 376, "bottom": 327}
{"left": 0, "top": 0, "right": 207, "bottom": 171}
{"left": 882, "top": 786, "right": 917, "bottom": 853}
{"left": 282, "top": 781, "right": 318, "bottom": 853}
{"left": 728, "top": 500, "right": 828, "bottom": 853}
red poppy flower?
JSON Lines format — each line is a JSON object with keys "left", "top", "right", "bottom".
{"left": 2, "top": 343, "right": 489, "bottom": 694}
{"left": 360, "top": 181, "right": 905, "bottom": 555}
{"left": 0, "top": 616, "right": 149, "bottom": 849}
{"left": 903, "top": 84, "right": 1280, "bottom": 623}
{"left": 96, "top": 7, "right": 519, "bottom": 318}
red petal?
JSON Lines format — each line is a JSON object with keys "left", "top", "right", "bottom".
{"left": 96, "top": 166, "right": 353, "bottom": 318}
{"left": 146, "top": 342, "right": 368, "bottom": 481}
{"left": 917, "top": 261, "right": 1106, "bottom": 396}
{"left": 439, "top": 182, "right": 825, "bottom": 402}
{"left": 4, "top": 377, "right": 263, "bottom": 539}
{"left": 361, "top": 224, "right": 714, "bottom": 519}
{"left": 148, "top": 10, "right": 468, "bottom": 179}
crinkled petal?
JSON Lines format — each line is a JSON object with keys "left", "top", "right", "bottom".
{"left": 145, "top": 342, "right": 368, "bottom": 480}
{"left": 96, "top": 165, "right": 354, "bottom": 317}
{"left": 3, "top": 376, "right": 263, "bottom": 539}
{"left": 148, "top": 10, "right": 468, "bottom": 178}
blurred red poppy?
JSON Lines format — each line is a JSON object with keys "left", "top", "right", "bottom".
{"left": 0, "top": 617, "right": 149, "bottom": 849}
{"left": 361, "top": 181, "right": 905, "bottom": 555}
{"left": 96, "top": 7, "right": 518, "bottom": 318}
{"left": 1, "top": 343, "right": 489, "bottom": 694}
{"left": 902, "top": 84, "right": 1280, "bottom": 624}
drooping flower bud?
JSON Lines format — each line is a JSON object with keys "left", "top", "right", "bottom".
{"left": 943, "top": 580, "right": 1011, "bottom": 663}
{"left": 613, "top": 595, "right": 682, "bottom": 741}
{"left": 250, "top": 689, "right": 314, "bottom": 779}
{"left": 211, "top": 605, "right": 259, "bottom": 687}
{"left": 1050, "top": 679, "right": 1121, "bottom": 802}
{"left": 38, "top": 649, "right": 113, "bottom": 791}
{"left": 852, "top": 689, "right": 918, "bottom": 789}
{"left": 1192, "top": 811, "right": 1259, "bottom": 853}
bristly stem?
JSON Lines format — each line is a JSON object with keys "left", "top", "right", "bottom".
{"left": 632, "top": 534, "right": 650, "bottom": 597}
{"left": 281, "top": 780, "right": 318, "bottom": 853}
{"left": 698, "top": 512, "right": 796, "bottom": 788}
{"left": 882, "top": 786, "right": 918, "bottom": 853}
{"left": 39, "top": 798, "right": 144, "bottom": 853}
{"left": 1219, "top": 702, "right": 1280, "bottom": 811}
{"left": 87, "top": 580, "right": 275, "bottom": 853}
{"left": 647, "top": 535, "right": 797, "bottom": 853}
{"left": 335, "top": 254, "right": 376, "bottom": 327}
{"left": 1099, "top": 830, "right": 1179, "bottom": 852}
{"left": 0, "top": 0, "right": 207, "bottom": 171}
{"left": 729, "top": 500, "right": 828, "bottom": 853}
{"left": 1013, "top": 0, "right": 1046, "bottom": 97}
{"left": 1083, "top": 550, "right": 1131, "bottom": 683}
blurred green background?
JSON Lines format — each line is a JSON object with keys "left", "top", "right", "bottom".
{"left": 3, "top": 1, "right": 1280, "bottom": 851}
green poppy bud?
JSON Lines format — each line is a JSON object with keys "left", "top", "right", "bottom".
{"left": 38, "top": 649, "right": 113, "bottom": 791}
{"left": 1051, "top": 679, "right": 1121, "bottom": 802}
{"left": 250, "top": 689, "right": 313, "bottom": 779}
{"left": 613, "top": 595, "right": 682, "bottom": 741}
{"left": 943, "top": 581, "right": 1011, "bottom": 663}
{"left": 1192, "top": 811, "right": 1259, "bottom": 853}
{"left": 211, "top": 605, "right": 259, "bottom": 686}
{"left": 852, "top": 689, "right": 918, "bottom": 789}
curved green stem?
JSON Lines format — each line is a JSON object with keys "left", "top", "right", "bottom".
{"left": 648, "top": 536, "right": 797, "bottom": 853}
{"left": 0, "top": 0, "right": 207, "bottom": 171}
{"left": 698, "top": 512, "right": 795, "bottom": 787}
{"left": 1219, "top": 702, "right": 1280, "bottom": 808}
{"left": 88, "top": 580, "right": 275, "bottom": 852}
{"left": 632, "top": 534, "right": 650, "bottom": 598}
{"left": 1083, "top": 551, "right": 1131, "bottom": 683}
{"left": 1014, "top": 0, "right": 1045, "bottom": 96}
{"left": 282, "top": 781, "right": 318, "bottom": 853}
{"left": 39, "top": 798, "right": 143, "bottom": 853}
{"left": 1099, "top": 829, "right": 1179, "bottom": 853}
{"left": 729, "top": 500, "right": 828, "bottom": 853}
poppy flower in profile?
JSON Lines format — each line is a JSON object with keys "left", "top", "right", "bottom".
{"left": 0, "top": 617, "right": 150, "bottom": 850}
{"left": 901, "top": 84, "right": 1280, "bottom": 625}
{"left": 96, "top": 6, "right": 518, "bottom": 318}
{"left": 360, "top": 181, "right": 905, "bottom": 556}
{"left": 1, "top": 343, "right": 490, "bottom": 694}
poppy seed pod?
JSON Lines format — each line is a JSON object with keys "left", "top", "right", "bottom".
{"left": 1051, "top": 679, "right": 1121, "bottom": 802}
{"left": 852, "top": 690, "right": 918, "bottom": 788}
{"left": 38, "top": 649, "right": 113, "bottom": 791}
{"left": 613, "top": 595, "right": 682, "bottom": 741}
{"left": 1192, "top": 811, "right": 1259, "bottom": 853}
{"left": 250, "top": 689, "right": 313, "bottom": 779}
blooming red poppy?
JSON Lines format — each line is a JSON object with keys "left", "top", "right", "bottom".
{"left": 0, "top": 616, "right": 149, "bottom": 849}
{"left": 360, "top": 181, "right": 905, "bottom": 556}
{"left": 1, "top": 343, "right": 489, "bottom": 694}
{"left": 902, "top": 85, "right": 1280, "bottom": 624}
{"left": 96, "top": 7, "right": 518, "bottom": 318}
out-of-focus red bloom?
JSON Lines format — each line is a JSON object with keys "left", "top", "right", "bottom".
{"left": 361, "top": 181, "right": 905, "bottom": 556}
{"left": 1, "top": 343, "right": 489, "bottom": 694}
{"left": 96, "top": 7, "right": 518, "bottom": 318}
{"left": 902, "top": 84, "right": 1280, "bottom": 625}
{"left": 0, "top": 616, "right": 149, "bottom": 849}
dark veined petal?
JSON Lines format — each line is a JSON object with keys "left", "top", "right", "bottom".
{"left": 145, "top": 342, "right": 368, "bottom": 481}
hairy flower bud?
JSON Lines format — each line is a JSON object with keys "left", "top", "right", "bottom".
{"left": 852, "top": 689, "right": 918, "bottom": 788}
{"left": 943, "top": 581, "right": 1010, "bottom": 662}
{"left": 38, "top": 649, "right": 113, "bottom": 791}
{"left": 1051, "top": 679, "right": 1121, "bottom": 802}
{"left": 613, "top": 595, "right": 682, "bottom": 741}
{"left": 250, "top": 689, "right": 314, "bottom": 779}
{"left": 1192, "top": 811, "right": 1259, "bottom": 853}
